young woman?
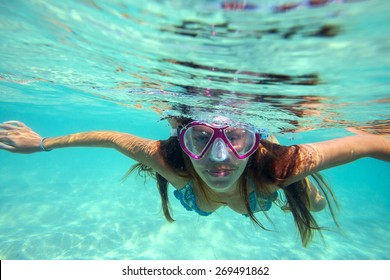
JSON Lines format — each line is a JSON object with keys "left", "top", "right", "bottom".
{"left": 0, "top": 118, "right": 389, "bottom": 246}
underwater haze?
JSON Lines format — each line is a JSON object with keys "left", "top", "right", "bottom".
{"left": 0, "top": 0, "right": 389, "bottom": 259}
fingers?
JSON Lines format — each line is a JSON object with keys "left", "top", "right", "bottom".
{"left": 0, "top": 130, "right": 10, "bottom": 136}
{"left": 0, "top": 122, "right": 12, "bottom": 147}
{"left": 0, "top": 121, "right": 29, "bottom": 131}
{"left": 0, "top": 123, "right": 18, "bottom": 130}
{"left": 3, "top": 121, "right": 27, "bottom": 127}
{"left": 0, "top": 140, "right": 16, "bottom": 152}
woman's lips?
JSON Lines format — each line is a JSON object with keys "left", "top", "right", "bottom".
{"left": 206, "top": 169, "right": 235, "bottom": 177}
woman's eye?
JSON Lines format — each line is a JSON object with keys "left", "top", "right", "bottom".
{"left": 227, "top": 133, "right": 243, "bottom": 142}
{"left": 194, "top": 136, "right": 208, "bottom": 142}
{"left": 194, "top": 132, "right": 211, "bottom": 143}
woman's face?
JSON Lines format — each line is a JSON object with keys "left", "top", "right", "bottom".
{"left": 189, "top": 146, "right": 249, "bottom": 192}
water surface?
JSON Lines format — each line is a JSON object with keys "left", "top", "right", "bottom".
{"left": 0, "top": 0, "right": 389, "bottom": 259}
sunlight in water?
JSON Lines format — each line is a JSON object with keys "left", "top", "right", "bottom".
{"left": 0, "top": 0, "right": 389, "bottom": 260}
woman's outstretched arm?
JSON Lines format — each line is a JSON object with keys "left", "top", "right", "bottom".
{"left": 0, "top": 120, "right": 190, "bottom": 187}
{"left": 0, "top": 120, "right": 172, "bottom": 175}
{"left": 277, "top": 135, "right": 390, "bottom": 187}
{"left": 0, "top": 121, "right": 155, "bottom": 154}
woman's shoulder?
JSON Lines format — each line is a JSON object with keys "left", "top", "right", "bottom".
{"left": 254, "top": 138, "right": 303, "bottom": 186}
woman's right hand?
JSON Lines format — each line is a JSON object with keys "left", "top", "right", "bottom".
{"left": 0, "top": 121, "right": 44, "bottom": 153}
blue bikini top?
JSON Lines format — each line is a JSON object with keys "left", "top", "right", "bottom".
{"left": 173, "top": 178, "right": 278, "bottom": 216}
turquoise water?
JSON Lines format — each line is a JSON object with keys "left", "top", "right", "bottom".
{"left": 0, "top": 0, "right": 389, "bottom": 259}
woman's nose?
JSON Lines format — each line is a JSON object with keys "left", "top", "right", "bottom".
{"left": 210, "top": 138, "right": 229, "bottom": 162}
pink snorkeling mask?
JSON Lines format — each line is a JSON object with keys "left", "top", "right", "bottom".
{"left": 175, "top": 121, "right": 261, "bottom": 161}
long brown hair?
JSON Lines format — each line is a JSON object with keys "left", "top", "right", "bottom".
{"left": 125, "top": 120, "right": 339, "bottom": 247}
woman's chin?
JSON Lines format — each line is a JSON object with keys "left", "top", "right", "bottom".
{"left": 202, "top": 173, "right": 237, "bottom": 192}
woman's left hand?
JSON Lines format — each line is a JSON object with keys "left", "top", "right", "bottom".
{"left": 0, "top": 121, "right": 43, "bottom": 153}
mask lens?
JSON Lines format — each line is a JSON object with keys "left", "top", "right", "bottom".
{"left": 224, "top": 127, "right": 256, "bottom": 156}
{"left": 183, "top": 125, "right": 214, "bottom": 157}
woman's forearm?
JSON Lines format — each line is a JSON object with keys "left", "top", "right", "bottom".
{"left": 312, "top": 135, "right": 390, "bottom": 168}
{"left": 42, "top": 131, "right": 161, "bottom": 164}
{"left": 278, "top": 135, "right": 390, "bottom": 187}
{"left": 42, "top": 131, "right": 119, "bottom": 150}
